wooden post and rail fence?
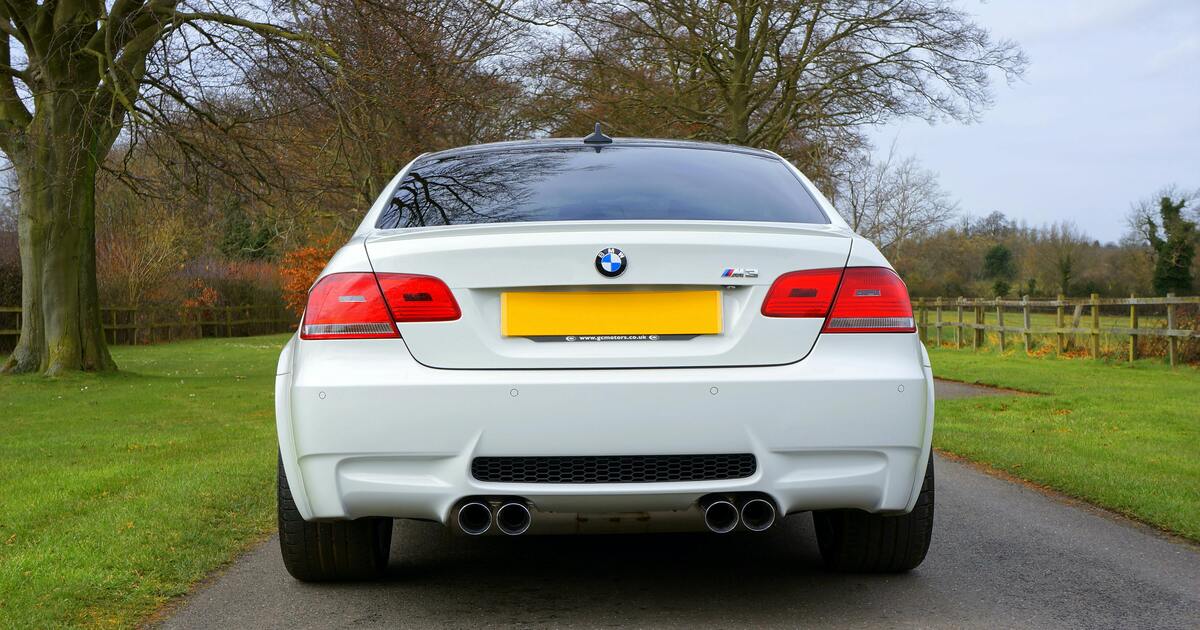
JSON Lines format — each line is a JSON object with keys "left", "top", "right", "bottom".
{"left": 0, "top": 304, "right": 296, "bottom": 348}
{"left": 3, "top": 296, "right": 1197, "bottom": 366}
{"left": 914, "top": 294, "right": 1199, "bottom": 367}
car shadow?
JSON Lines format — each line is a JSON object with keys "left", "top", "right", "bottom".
{"left": 345, "top": 516, "right": 927, "bottom": 626}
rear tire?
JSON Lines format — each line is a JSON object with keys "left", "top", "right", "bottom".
{"left": 813, "top": 455, "right": 934, "bottom": 573}
{"left": 277, "top": 456, "right": 392, "bottom": 581}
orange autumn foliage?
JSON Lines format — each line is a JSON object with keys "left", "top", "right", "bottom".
{"left": 280, "top": 239, "right": 339, "bottom": 316}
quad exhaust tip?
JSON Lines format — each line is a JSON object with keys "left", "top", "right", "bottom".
{"left": 457, "top": 501, "right": 493, "bottom": 535}
{"left": 496, "top": 502, "right": 533, "bottom": 536}
{"left": 739, "top": 498, "right": 777, "bottom": 532}
{"left": 702, "top": 499, "right": 739, "bottom": 534}
{"left": 461, "top": 496, "right": 769, "bottom": 535}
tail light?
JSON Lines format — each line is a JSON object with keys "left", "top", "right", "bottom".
{"left": 761, "top": 266, "right": 915, "bottom": 333}
{"left": 761, "top": 268, "right": 843, "bottom": 317}
{"left": 301, "top": 273, "right": 399, "bottom": 339}
{"left": 301, "top": 272, "right": 460, "bottom": 340}
{"left": 823, "top": 267, "right": 915, "bottom": 333}
{"left": 376, "top": 273, "right": 461, "bottom": 322}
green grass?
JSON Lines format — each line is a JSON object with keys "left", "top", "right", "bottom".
{"left": 0, "top": 335, "right": 288, "bottom": 628}
{"left": 929, "top": 346, "right": 1200, "bottom": 541}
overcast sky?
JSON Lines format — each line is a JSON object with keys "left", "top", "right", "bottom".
{"left": 871, "top": 0, "right": 1200, "bottom": 243}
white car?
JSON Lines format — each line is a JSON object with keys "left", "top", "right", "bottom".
{"left": 275, "top": 132, "right": 935, "bottom": 581}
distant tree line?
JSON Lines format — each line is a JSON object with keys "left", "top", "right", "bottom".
{"left": 862, "top": 189, "right": 1199, "bottom": 298}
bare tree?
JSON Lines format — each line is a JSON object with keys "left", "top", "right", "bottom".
{"left": 538, "top": 0, "right": 1026, "bottom": 175}
{"left": 836, "top": 150, "right": 887, "bottom": 233}
{"left": 1040, "top": 221, "right": 1088, "bottom": 295}
{"left": 0, "top": 162, "right": 15, "bottom": 232}
{"left": 95, "top": 174, "right": 195, "bottom": 308}
{"left": 241, "top": 0, "right": 536, "bottom": 228}
{"left": 836, "top": 147, "right": 957, "bottom": 261}
{"left": 0, "top": 2, "right": 315, "bottom": 375}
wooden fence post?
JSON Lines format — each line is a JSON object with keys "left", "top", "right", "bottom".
{"left": 1129, "top": 294, "right": 1138, "bottom": 363}
{"left": 971, "top": 300, "right": 977, "bottom": 351}
{"left": 1167, "top": 293, "right": 1177, "bottom": 368}
{"left": 916, "top": 298, "right": 926, "bottom": 343}
{"left": 956, "top": 298, "right": 964, "bottom": 349}
{"left": 1090, "top": 293, "right": 1101, "bottom": 359}
{"left": 973, "top": 302, "right": 983, "bottom": 350}
{"left": 996, "top": 299, "right": 1005, "bottom": 351}
{"left": 1056, "top": 294, "right": 1065, "bottom": 355}
{"left": 935, "top": 297, "right": 943, "bottom": 347}
{"left": 225, "top": 306, "right": 233, "bottom": 337}
{"left": 1022, "top": 295, "right": 1031, "bottom": 354}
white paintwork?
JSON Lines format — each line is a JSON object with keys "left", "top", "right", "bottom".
{"left": 278, "top": 140, "right": 934, "bottom": 530}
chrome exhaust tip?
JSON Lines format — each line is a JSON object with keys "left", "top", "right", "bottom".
{"left": 457, "top": 501, "right": 492, "bottom": 535}
{"left": 702, "top": 499, "right": 739, "bottom": 534}
{"left": 495, "top": 502, "right": 532, "bottom": 536}
{"left": 739, "top": 498, "right": 777, "bottom": 532}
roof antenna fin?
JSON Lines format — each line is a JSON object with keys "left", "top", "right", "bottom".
{"left": 583, "top": 122, "right": 612, "bottom": 148}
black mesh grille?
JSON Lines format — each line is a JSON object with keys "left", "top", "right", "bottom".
{"left": 470, "top": 454, "right": 757, "bottom": 484}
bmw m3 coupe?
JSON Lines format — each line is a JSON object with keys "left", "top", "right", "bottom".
{"left": 275, "top": 132, "right": 935, "bottom": 581}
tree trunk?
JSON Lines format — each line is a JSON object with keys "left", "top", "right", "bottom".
{"left": 2, "top": 94, "right": 115, "bottom": 375}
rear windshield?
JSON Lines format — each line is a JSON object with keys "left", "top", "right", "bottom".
{"left": 376, "top": 145, "right": 829, "bottom": 228}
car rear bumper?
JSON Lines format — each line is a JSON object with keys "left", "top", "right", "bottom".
{"left": 276, "top": 333, "right": 934, "bottom": 527}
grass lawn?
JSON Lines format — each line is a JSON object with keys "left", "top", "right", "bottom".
{"left": 929, "top": 346, "right": 1200, "bottom": 541}
{"left": 0, "top": 335, "right": 289, "bottom": 628}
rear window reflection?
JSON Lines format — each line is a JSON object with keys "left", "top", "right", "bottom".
{"left": 376, "top": 145, "right": 829, "bottom": 228}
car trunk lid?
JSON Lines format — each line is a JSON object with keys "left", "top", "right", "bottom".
{"left": 364, "top": 221, "right": 852, "bottom": 369}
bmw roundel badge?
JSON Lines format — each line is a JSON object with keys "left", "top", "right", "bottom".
{"left": 595, "top": 247, "right": 627, "bottom": 278}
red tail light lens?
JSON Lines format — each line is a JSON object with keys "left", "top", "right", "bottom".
{"left": 301, "top": 273, "right": 399, "bottom": 340}
{"left": 377, "top": 273, "right": 461, "bottom": 322}
{"left": 823, "top": 267, "right": 915, "bottom": 333}
{"left": 302, "top": 272, "right": 460, "bottom": 339}
{"left": 761, "top": 268, "right": 844, "bottom": 318}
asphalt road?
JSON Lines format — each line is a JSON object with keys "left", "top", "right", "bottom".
{"left": 157, "top": 382, "right": 1200, "bottom": 629}
{"left": 931, "top": 378, "right": 1014, "bottom": 400}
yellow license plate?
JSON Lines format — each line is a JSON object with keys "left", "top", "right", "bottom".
{"left": 501, "top": 291, "right": 723, "bottom": 337}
